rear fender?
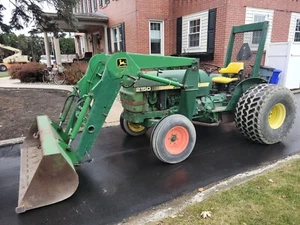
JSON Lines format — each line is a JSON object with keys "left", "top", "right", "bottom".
{"left": 225, "top": 78, "right": 267, "bottom": 111}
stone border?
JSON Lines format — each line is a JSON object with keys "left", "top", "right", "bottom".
{"left": 0, "top": 137, "right": 25, "bottom": 147}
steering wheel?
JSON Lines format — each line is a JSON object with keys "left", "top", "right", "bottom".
{"left": 201, "top": 63, "right": 221, "bottom": 75}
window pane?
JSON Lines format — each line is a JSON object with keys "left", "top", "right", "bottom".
{"left": 296, "top": 19, "right": 300, "bottom": 31}
{"left": 150, "top": 22, "right": 162, "bottom": 54}
{"left": 254, "top": 14, "right": 266, "bottom": 22}
{"left": 151, "top": 23, "right": 160, "bottom": 31}
{"left": 151, "top": 41, "right": 161, "bottom": 54}
{"left": 113, "top": 28, "right": 117, "bottom": 43}
{"left": 252, "top": 31, "right": 261, "bottom": 44}
{"left": 295, "top": 32, "right": 300, "bottom": 42}
{"left": 188, "top": 19, "right": 200, "bottom": 47}
{"left": 114, "top": 43, "right": 118, "bottom": 52}
{"left": 89, "top": 0, "right": 92, "bottom": 12}
{"left": 252, "top": 14, "right": 266, "bottom": 44}
{"left": 119, "top": 26, "right": 123, "bottom": 51}
{"left": 189, "top": 19, "right": 200, "bottom": 34}
{"left": 189, "top": 18, "right": 200, "bottom": 48}
{"left": 93, "top": 0, "right": 97, "bottom": 11}
{"left": 189, "top": 33, "right": 200, "bottom": 47}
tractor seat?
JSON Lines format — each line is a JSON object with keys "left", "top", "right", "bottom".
{"left": 219, "top": 62, "right": 244, "bottom": 75}
{"left": 212, "top": 77, "right": 238, "bottom": 84}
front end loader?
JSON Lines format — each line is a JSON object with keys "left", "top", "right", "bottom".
{"left": 16, "top": 21, "right": 296, "bottom": 213}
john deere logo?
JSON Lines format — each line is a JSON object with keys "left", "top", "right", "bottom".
{"left": 117, "top": 58, "right": 127, "bottom": 68}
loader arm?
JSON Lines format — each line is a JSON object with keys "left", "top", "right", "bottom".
{"left": 66, "top": 52, "right": 198, "bottom": 162}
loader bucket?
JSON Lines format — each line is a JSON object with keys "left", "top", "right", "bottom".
{"left": 16, "top": 115, "right": 79, "bottom": 214}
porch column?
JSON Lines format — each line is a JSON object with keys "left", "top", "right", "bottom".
{"left": 104, "top": 25, "right": 109, "bottom": 54}
{"left": 43, "top": 32, "right": 51, "bottom": 68}
{"left": 53, "top": 37, "right": 62, "bottom": 69}
{"left": 84, "top": 33, "right": 88, "bottom": 53}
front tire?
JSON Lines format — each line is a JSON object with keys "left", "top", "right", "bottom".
{"left": 151, "top": 114, "right": 196, "bottom": 164}
{"left": 54, "top": 72, "right": 66, "bottom": 85}
{"left": 235, "top": 84, "right": 296, "bottom": 144}
{"left": 120, "top": 113, "right": 148, "bottom": 136}
{"left": 0, "top": 64, "right": 7, "bottom": 72}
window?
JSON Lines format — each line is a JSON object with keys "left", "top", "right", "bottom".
{"left": 112, "top": 27, "right": 118, "bottom": 51}
{"left": 149, "top": 21, "right": 164, "bottom": 55}
{"left": 252, "top": 14, "right": 267, "bottom": 44}
{"left": 119, "top": 26, "right": 124, "bottom": 51}
{"left": 181, "top": 10, "right": 209, "bottom": 53}
{"left": 89, "top": 0, "right": 92, "bottom": 13}
{"left": 111, "top": 24, "right": 125, "bottom": 52}
{"left": 188, "top": 19, "right": 200, "bottom": 47}
{"left": 245, "top": 7, "right": 273, "bottom": 50}
{"left": 99, "top": 0, "right": 110, "bottom": 8}
{"left": 294, "top": 19, "right": 300, "bottom": 42}
{"left": 288, "top": 13, "right": 300, "bottom": 42}
{"left": 77, "top": 3, "right": 81, "bottom": 13}
{"left": 82, "top": 0, "right": 87, "bottom": 13}
{"left": 93, "top": 0, "right": 97, "bottom": 12}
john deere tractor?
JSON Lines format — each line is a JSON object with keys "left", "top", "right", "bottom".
{"left": 16, "top": 21, "right": 296, "bottom": 213}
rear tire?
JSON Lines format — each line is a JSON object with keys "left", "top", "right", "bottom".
{"left": 151, "top": 114, "right": 196, "bottom": 164}
{"left": 235, "top": 84, "right": 296, "bottom": 144}
{"left": 120, "top": 113, "right": 148, "bottom": 136}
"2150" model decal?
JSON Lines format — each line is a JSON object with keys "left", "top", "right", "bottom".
{"left": 135, "top": 82, "right": 210, "bottom": 92}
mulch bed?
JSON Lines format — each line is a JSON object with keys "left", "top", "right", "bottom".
{"left": 0, "top": 88, "right": 70, "bottom": 140}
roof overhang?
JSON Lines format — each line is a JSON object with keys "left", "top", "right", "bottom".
{"left": 44, "top": 12, "right": 108, "bottom": 33}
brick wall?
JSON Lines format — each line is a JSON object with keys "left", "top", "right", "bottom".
{"left": 135, "top": 0, "right": 173, "bottom": 54}
{"left": 99, "top": 0, "right": 300, "bottom": 65}
{"left": 172, "top": 0, "right": 227, "bottom": 63}
{"left": 172, "top": 0, "right": 300, "bottom": 64}
{"left": 100, "top": 0, "right": 138, "bottom": 52}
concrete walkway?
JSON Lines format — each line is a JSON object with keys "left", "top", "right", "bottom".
{"left": 0, "top": 77, "right": 123, "bottom": 126}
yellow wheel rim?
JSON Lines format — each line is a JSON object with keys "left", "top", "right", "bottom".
{"left": 268, "top": 103, "right": 286, "bottom": 129}
{"left": 127, "top": 122, "right": 145, "bottom": 133}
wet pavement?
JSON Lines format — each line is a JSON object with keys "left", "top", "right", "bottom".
{"left": 1, "top": 94, "right": 300, "bottom": 225}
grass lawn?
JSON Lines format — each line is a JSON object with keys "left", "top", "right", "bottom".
{"left": 0, "top": 72, "right": 9, "bottom": 78}
{"left": 160, "top": 159, "right": 300, "bottom": 225}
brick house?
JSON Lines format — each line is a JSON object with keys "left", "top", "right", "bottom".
{"left": 71, "top": 0, "right": 300, "bottom": 65}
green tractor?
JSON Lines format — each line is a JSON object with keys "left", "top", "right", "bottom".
{"left": 16, "top": 21, "right": 296, "bottom": 213}
{"left": 119, "top": 21, "right": 296, "bottom": 163}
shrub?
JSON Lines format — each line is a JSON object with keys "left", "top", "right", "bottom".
{"left": 9, "top": 62, "right": 46, "bottom": 83}
{"left": 64, "top": 62, "right": 88, "bottom": 85}
{"left": 9, "top": 64, "right": 23, "bottom": 79}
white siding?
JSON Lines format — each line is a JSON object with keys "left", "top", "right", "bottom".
{"left": 182, "top": 10, "right": 209, "bottom": 53}
{"left": 245, "top": 7, "right": 274, "bottom": 50}
{"left": 288, "top": 13, "right": 300, "bottom": 42}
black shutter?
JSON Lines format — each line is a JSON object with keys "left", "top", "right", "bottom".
{"left": 176, "top": 17, "right": 182, "bottom": 56}
{"left": 107, "top": 27, "right": 112, "bottom": 53}
{"left": 207, "top": 8, "right": 216, "bottom": 54}
{"left": 121, "top": 22, "right": 126, "bottom": 51}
